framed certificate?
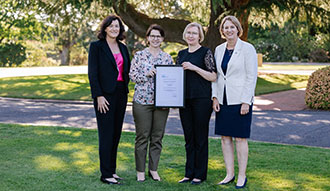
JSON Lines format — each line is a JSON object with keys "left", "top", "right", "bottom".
{"left": 154, "top": 65, "right": 185, "bottom": 108}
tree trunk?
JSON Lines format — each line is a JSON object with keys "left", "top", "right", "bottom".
{"left": 111, "top": 0, "right": 250, "bottom": 51}
{"left": 112, "top": 0, "right": 190, "bottom": 44}
{"left": 60, "top": 44, "right": 70, "bottom": 66}
{"left": 237, "top": 9, "right": 250, "bottom": 42}
{"left": 203, "top": 0, "right": 226, "bottom": 52}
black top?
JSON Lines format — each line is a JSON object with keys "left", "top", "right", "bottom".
{"left": 221, "top": 48, "right": 234, "bottom": 75}
{"left": 176, "top": 46, "right": 217, "bottom": 99}
{"left": 88, "top": 40, "right": 131, "bottom": 99}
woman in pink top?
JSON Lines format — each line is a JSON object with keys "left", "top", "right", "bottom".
{"left": 129, "top": 24, "right": 173, "bottom": 182}
{"left": 88, "top": 15, "right": 130, "bottom": 185}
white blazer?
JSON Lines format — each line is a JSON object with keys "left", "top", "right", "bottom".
{"left": 212, "top": 38, "right": 258, "bottom": 105}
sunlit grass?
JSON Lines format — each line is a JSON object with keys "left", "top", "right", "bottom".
{"left": 256, "top": 73, "right": 309, "bottom": 95}
{"left": 0, "top": 123, "right": 329, "bottom": 191}
{"left": 1, "top": 74, "right": 310, "bottom": 101}
{"left": 258, "top": 64, "right": 328, "bottom": 70}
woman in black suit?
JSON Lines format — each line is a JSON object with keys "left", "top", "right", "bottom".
{"left": 88, "top": 14, "right": 130, "bottom": 185}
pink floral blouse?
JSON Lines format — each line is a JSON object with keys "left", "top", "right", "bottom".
{"left": 129, "top": 48, "right": 173, "bottom": 105}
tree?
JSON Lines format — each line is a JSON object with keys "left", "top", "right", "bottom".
{"left": 0, "top": 0, "right": 42, "bottom": 44}
{"left": 0, "top": 0, "right": 44, "bottom": 67}
{"left": 40, "top": 0, "right": 109, "bottom": 65}
{"left": 102, "top": 0, "right": 329, "bottom": 51}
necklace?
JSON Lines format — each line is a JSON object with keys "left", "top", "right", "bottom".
{"left": 227, "top": 49, "right": 234, "bottom": 56}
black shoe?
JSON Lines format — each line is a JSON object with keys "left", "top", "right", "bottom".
{"left": 191, "top": 179, "right": 203, "bottom": 185}
{"left": 100, "top": 177, "right": 122, "bottom": 185}
{"left": 217, "top": 176, "right": 235, "bottom": 185}
{"left": 235, "top": 178, "right": 247, "bottom": 189}
{"left": 178, "top": 178, "right": 191, "bottom": 183}
{"left": 148, "top": 171, "right": 161, "bottom": 181}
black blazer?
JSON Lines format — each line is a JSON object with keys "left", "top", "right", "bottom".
{"left": 88, "top": 40, "right": 131, "bottom": 99}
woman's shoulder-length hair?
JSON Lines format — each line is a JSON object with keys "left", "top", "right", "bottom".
{"left": 97, "top": 14, "right": 125, "bottom": 41}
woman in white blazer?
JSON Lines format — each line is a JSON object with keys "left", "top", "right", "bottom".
{"left": 212, "top": 15, "right": 257, "bottom": 189}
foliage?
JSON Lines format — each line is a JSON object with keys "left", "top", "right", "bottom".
{"left": 0, "top": 42, "right": 26, "bottom": 67}
{"left": 105, "top": 0, "right": 330, "bottom": 52}
{"left": 70, "top": 46, "right": 88, "bottom": 65}
{"left": 33, "top": 0, "right": 109, "bottom": 65}
{"left": 248, "top": 21, "right": 330, "bottom": 62}
{"left": 1, "top": 123, "right": 330, "bottom": 191}
{"left": 22, "top": 40, "right": 59, "bottom": 67}
{"left": 0, "top": 0, "right": 42, "bottom": 43}
{"left": 305, "top": 66, "right": 330, "bottom": 110}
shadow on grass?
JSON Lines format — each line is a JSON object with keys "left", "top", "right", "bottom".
{"left": 0, "top": 123, "right": 329, "bottom": 191}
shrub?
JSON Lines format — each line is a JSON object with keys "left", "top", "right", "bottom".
{"left": 70, "top": 46, "right": 88, "bottom": 65}
{"left": 22, "top": 40, "right": 60, "bottom": 67}
{"left": 305, "top": 66, "right": 330, "bottom": 110}
{"left": 249, "top": 21, "right": 329, "bottom": 62}
{"left": 0, "top": 42, "right": 26, "bottom": 67}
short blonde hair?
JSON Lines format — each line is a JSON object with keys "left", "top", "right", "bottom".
{"left": 219, "top": 15, "right": 243, "bottom": 39}
{"left": 182, "top": 22, "right": 204, "bottom": 43}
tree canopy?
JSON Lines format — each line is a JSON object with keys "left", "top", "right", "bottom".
{"left": 102, "top": 0, "right": 329, "bottom": 51}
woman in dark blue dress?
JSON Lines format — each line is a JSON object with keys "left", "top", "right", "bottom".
{"left": 212, "top": 15, "right": 258, "bottom": 189}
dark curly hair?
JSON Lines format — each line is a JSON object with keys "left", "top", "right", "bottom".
{"left": 97, "top": 14, "right": 125, "bottom": 41}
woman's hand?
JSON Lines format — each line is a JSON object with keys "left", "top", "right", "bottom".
{"left": 240, "top": 103, "right": 250, "bottom": 115}
{"left": 213, "top": 97, "right": 220, "bottom": 112}
{"left": 97, "top": 96, "right": 109, "bottom": 114}
{"left": 146, "top": 68, "right": 156, "bottom": 77}
{"left": 182, "top": 62, "right": 198, "bottom": 71}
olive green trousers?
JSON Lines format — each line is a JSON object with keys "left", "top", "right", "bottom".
{"left": 133, "top": 102, "right": 169, "bottom": 172}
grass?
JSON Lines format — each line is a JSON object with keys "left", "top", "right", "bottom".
{"left": 0, "top": 73, "right": 309, "bottom": 101}
{"left": 258, "top": 64, "right": 328, "bottom": 71}
{"left": 255, "top": 73, "right": 309, "bottom": 95}
{"left": 0, "top": 74, "right": 134, "bottom": 102}
{"left": 0, "top": 123, "right": 329, "bottom": 191}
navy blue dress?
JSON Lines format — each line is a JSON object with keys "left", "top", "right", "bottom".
{"left": 214, "top": 48, "right": 252, "bottom": 138}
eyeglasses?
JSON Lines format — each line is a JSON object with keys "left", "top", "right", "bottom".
{"left": 186, "top": 31, "right": 199, "bottom": 36}
{"left": 149, "top": 35, "right": 162, "bottom": 39}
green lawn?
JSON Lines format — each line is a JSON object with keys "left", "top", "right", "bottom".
{"left": 0, "top": 74, "right": 309, "bottom": 101}
{"left": 0, "top": 123, "right": 329, "bottom": 191}
{"left": 258, "top": 64, "right": 328, "bottom": 70}
{"left": 255, "top": 73, "right": 309, "bottom": 95}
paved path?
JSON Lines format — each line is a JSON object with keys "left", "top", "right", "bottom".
{"left": 1, "top": 97, "right": 329, "bottom": 148}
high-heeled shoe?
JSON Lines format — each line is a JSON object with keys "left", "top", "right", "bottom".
{"left": 137, "top": 172, "right": 145, "bottom": 182}
{"left": 113, "top": 174, "right": 123, "bottom": 180}
{"left": 178, "top": 177, "right": 191, "bottom": 183}
{"left": 191, "top": 179, "right": 203, "bottom": 185}
{"left": 217, "top": 176, "right": 235, "bottom": 185}
{"left": 100, "top": 177, "right": 122, "bottom": 185}
{"left": 235, "top": 177, "right": 247, "bottom": 189}
{"left": 148, "top": 171, "right": 161, "bottom": 181}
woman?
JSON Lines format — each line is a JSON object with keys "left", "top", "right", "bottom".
{"left": 212, "top": 15, "right": 258, "bottom": 189}
{"left": 129, "top": 24, "right": 173, "bottom": 182}
{"left": 88, "top": 15, "right": 130, "bottom": 185}
{"left": 176, "top": 22, "right": 217, "bottom": 185}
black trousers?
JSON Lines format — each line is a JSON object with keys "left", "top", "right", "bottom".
{"left": 93, "top": 82, "right": 127, "bottom": 178}
{"left": 179, "top": 98, "right": 212, "bottom": 180}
